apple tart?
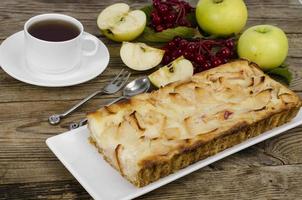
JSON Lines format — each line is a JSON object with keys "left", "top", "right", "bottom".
{"left": 87, "top": 60, "right": 301, "bottom": 187}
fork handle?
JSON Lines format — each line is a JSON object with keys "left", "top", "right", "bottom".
{"left": 62, "top": 90, "right": 104, "bottom": 117}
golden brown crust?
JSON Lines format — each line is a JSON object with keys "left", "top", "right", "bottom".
{"left": 89, "top": 106, "right": 300, "bottom": 187}
{"left": 135, "top": 107, "right": 300, "bottom": 187}
{"left": 87, "top": 60, "right": 301, "bottom": 187}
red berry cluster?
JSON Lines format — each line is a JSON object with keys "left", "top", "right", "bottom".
{"left": 162, "top": 37, "right": 237, "bottom": 73}
{"left": 150, "top": 0, "right": 195, "bottom": 32}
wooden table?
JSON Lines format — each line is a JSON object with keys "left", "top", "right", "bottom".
{"left": 0, "top": 0, "right": 301, "bottom": 199}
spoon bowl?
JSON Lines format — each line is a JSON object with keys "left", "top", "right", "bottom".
{"left": 69, "top": 76, "right": 151, "bottom": 130}
{"left": 123, "top": 76, "right": 150, "bottom": 97}
{"left": 107, "top": 76, "right": 150, "bottom": 106}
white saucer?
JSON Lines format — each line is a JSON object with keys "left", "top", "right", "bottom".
{"left": 0, "top": 31, "right": 110, "bottom": 87}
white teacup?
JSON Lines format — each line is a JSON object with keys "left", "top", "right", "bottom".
{"left": 24, "top": 13, "right": 99, "bottom": 74}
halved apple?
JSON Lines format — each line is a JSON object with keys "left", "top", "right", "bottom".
{"left": 120, "top": 42, "right": 165, "bottom": 71}
{"left": 148, "top": 56, "right": 194, "bottom": 88}
{"left": 97, "top": 3, "right": 146, "bottom": 42}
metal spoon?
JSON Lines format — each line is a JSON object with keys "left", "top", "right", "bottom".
{"left": 69, "top": 76, "right": 151, "bottom": 130}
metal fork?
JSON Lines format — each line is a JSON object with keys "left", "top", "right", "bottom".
{"left": 48, "top": 69, "right": 131, "bottom": 125}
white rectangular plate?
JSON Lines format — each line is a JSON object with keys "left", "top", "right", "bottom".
{"left": 47, "top": 109, "right": 302, "bottom": 200}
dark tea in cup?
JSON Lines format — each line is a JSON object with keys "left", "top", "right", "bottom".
{"left": 28, "top": 19, "right": 80, "bottom": 42}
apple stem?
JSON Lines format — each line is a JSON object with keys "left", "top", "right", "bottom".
{"left": 255, "top": 27, "right": 270, "bottom": 34}
{"left": 213, "top": 0, "right": 223, "bottom": 3}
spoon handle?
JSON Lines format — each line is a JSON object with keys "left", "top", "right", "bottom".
{"left": 62, "top": 90, "right": 104, "bottom": 117}
{"left": 107, "top": 96, "right": 126, "bottom": 106}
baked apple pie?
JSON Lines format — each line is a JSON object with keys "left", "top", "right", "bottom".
{"left": 87, "top": 60, "right": 301, "bottom": 187}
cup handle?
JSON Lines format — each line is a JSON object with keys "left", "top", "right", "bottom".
{"left": 82, "top": 33, "right": 99, "bottom": 57}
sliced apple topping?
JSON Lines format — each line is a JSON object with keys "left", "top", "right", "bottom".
{"left": 184, "top": 115, "right": 219, "bottom": 136}
{"left": 115, "top": 144, "right": 124, "bottom": 174}
{"left": 120, "top": 42, "right": 165, "bottom": 71}
{"left": 163, "top": 127, "right": 181, "bottom": 140}
{"left": 240, "top": 89, "right": 272, "bottom": 111}
{"left": 174, "top": 82, "right": 197, "bottom": 102}
{"left": 148, "top": 56, "right": 194, "bottom": 88}
{"left": 134, "top": 109, "right": 166, "bottom": 139}
{"left": 278, "top": 93, "right": 297, "bottom": 104}
{"left": 151, "top": 141, "right": 171, "bottom": 156}
{"left": 97, "top": 3, "right": 146, "bottom": 42}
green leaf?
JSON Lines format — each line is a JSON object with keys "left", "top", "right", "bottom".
{"left": 266, "top": 66, "right": 293, "bottom": 85}
{"left": 141, "top": 5, "right": 153, "bottom": 22}
{"left": 186, "top": 11, "right": 197, "bottom": 27}
{"left": 137, "top": 26, "right": 198, "bottom": 43}
{"left": 279, "top": 63, "right": 289, "bottom": 68}
{"left": 268, "top": 75, "right": 289, "bottom": 86}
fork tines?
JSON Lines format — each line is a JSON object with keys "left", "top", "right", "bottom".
{"left": 112, "top": 69, "right": 131, "bottom": 86}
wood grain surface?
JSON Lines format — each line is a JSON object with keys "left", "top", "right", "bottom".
{"left": 0, "top": 0, "right": 301, "bottom": 199}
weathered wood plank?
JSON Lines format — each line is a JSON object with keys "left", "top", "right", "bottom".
{"left": 0, "top": 180, "right": 91, "bottom": 200}
{"left": 1, "top": 164, "right": 302, "bottom": 200}
{"left": 137, "top": 164, "right": 302, "bottom": 200}
{"left": 0, "top": 0, "right": 302, "bottom": 199}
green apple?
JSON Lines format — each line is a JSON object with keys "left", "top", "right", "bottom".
{"left": 97, "top": 3, "right": 146, "bottom": 42}
{"left": 148, "top": 56, "right": 194, "bottom": 88}
{"left": 238, "top": 25, "right": 288, "bottom": 70}
{"left": 196, "top": 0, "right": 248, "bottom": 36}
{"left": 120, "top": 42, "right": 165, "bottom": 71}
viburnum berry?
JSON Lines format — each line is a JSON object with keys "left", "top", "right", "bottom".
{"left": 153, "top": 0, "right": 160, "bottom": 7}
{"left": 179, "top": 39, "right": 188, "bottom": 48}
{"left": 186, "top": 43, "right": 197, "bottom": 52}
{"left": 212, "top": 57, "right": 223, "bottom": 67}
{"left": 225, "top": 39, "right": 235, "bottom": 49}
{"left": 175, "top": 49, "right": 183, "bottom": 57}
{"left": 203, "top": 61, "right": 212, "bottom": 69}
{"left": 151, "top": 0, "right": 194, "bottom": 32}
{"left": 158, "top": 4, "right": 168, "bottom": 14}
{"left": 152, "top": 15, "right": 161, "bottom": 25}
{"left": 183, "top": 51, "right": 194, "bottom": 60}
{"left": 161, "top": 37, "right": 237, "bottom": 73}
{"left": 162, "top": 54, "right": 171, "bottom": 65}
{"left": 167, "top": 41, "right": 176, "bottom": 49}
{"left": 155, "top": 25, "right": 164, "bottom": 32}
{"left": 166, "top": 13, "right": 176, "bottom": 23}
{"left": 195, "top": 54, "right": 205, "bottom": 64}
{"left": 183, "top": 50, "right": 190, "bottom": 58}
{"left": 218, "top": 47, "right": 231, "bottom": 58}
{"left": 173, "top": 36, "right": 182, "bottom": 43}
